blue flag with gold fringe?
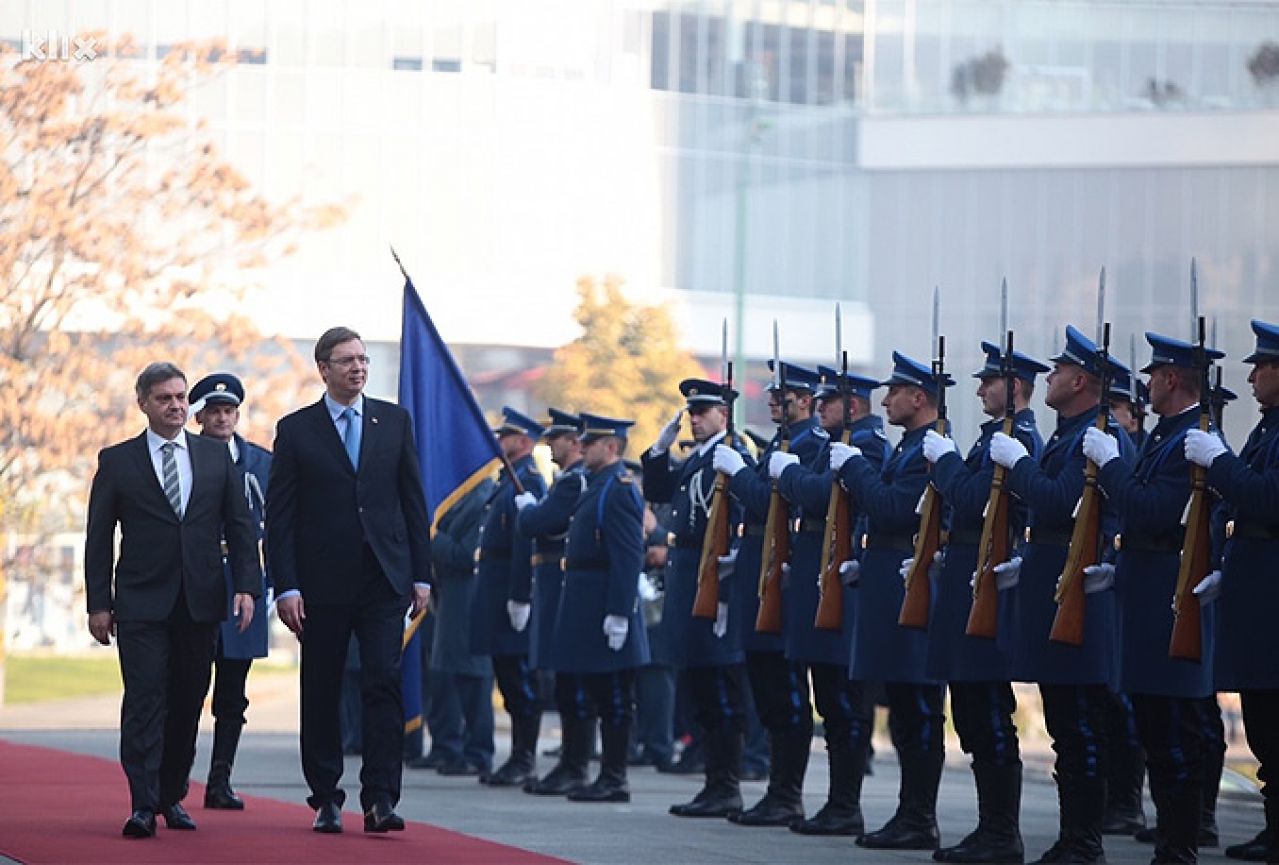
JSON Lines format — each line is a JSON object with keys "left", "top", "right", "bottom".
{"left": 397, "top": 272, "right": 501, "bottom": 736}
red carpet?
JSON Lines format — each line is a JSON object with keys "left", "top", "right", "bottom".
{"left": 0, "top": 740, "right": 571, "bottom": 864}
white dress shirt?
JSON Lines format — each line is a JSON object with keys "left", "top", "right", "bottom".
{"left": 145, "top": 428, "right": 192, "bottom": 516}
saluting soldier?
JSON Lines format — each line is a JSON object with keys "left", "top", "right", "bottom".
{"left": 1083, "top": 332, "right": 1222, "bottom": 865}
{"left": 1184, "top": 319, "right": 1279, "bottom": 863}
{"left": 920, "top": 341, "right": 1048, "bottom": 863}
{"left": 471, "top": 407, "right": 548, "bottom": 787}
{"left": 516, "top": 409, "right": 595, "bottom": 796}
{"left": 988, "top": 325, "right": 1135, "bottom": 865}
{"left": 713, "top": 363, "right": 824, "bottom": 828}
{"left": 554, "top": 413, "right": 651, "bottom": 803}
{"left": 643, "top": 379, "right": 754, "bottom": 818}
{"left": 770, "top": 369, "right": 889, "bottom": 836}
{"left": 829, "top": 351, "right": 953, "bottom": 851}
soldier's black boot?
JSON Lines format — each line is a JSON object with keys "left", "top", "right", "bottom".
{"left": 934, "top": 762, "right": 1025, "bottom": 863}
{"left": 790, "top": 735, "right": 866, "bottom": 836}
{"left": 568, "top": 723, "right": 630, "bottom": 803}
{"left": 1224, "top": 796, "right": 1276, "bottom": 861}
{"left": 1200, "top": 733, "right": 1224, "bottom": 848}
{"left": 487, "top": 711, "right": 541, "bottom": 787}
{"left": 1151, "top": 784, "right": 1201, "bottom": 865}
{"left": 525, "top": 715, "right": 592, "bottom": 796}
{"left": 1102, "top": 743, "right": 1147, "bottom": 835}
{"left": 1031, "top": 773, "right": 1076, "bottom": 864}
{"left": 204, "top": 721, "right": 244, "bottom": 810}
{"left": 857, "top": 749, "right": 942, "bottom": 850}
{"left": 1069, "top": 773, "right": 1108, "bottom": 864}
{"left": 730, "top": 728, "right": 808, "bottom": 826}
{"left": 670, "top": 727, "right": 743, "bottom": 817}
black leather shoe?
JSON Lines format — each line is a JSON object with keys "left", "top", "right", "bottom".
{"left": 312, "top": 802, "right": 343, "bottom": 833}
{"left": 524, "top": 767, "right": 588, "bottom": 796}
{"left": 857, "top": 814, "right": 941, "bottom": 850}
{"left": 437, "top": 758, "right": 482, "bottom": 777}
{"left": 567, "top": 777, "right": 630, "bottom": 803}
{"left": 669, "top": 791, "right": 743, "bottom": 818}
{"left": 203, "top": 781, "right": 244, "bottom": 810}
{"left": 1225, "top": 828, "right": 1273, "bottom": 861}
{"left": 161, "top": 803, "right": 197, "bottom": 831}
{"left": 485, "top": 759, "right": 535, "bottom": 787}
{"left": 122, "top": 809, "right": 156, "bottom": 838}
{"left": 790, "top": 804, "right": 865, "bottom": 837}
{"left": 364, "top": 801, "right": 406, "bottom": 833}
{"left": 729, "top": 795, "right": 804, "bottom": 827}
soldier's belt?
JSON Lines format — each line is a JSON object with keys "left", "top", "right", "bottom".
{"left": 1024, "top": 528, "right": 1073, "bottom": 547}
{"left": 531, "top": 550, "right": 565, "bottom": 567}
{"left": 1228, "top": 520, "right": 1279, "bottom": 540}
{"left": 564, "top": 558, "right": 609, "bottom": 570}
{"left": 861, "top": 532, "right": 915, "bottom": 550}
{"left": 794, "top": 517, "right": 825, "bottom": 535}
{"left": 742, "top": 524, "right": 766, "bottom": 538}
{"left": 943, "top": 529, "right": 982, "bottom": 545}
{"left": 1113, "top": 533, "right": 1181, "bottom": 553}
{"left": 666, "top": 532, "right": 701, "bottom": 549}
{"left": 475, "top": 549, "right": 512, "bottom": 562}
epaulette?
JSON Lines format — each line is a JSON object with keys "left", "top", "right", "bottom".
{"left": 618, "top": 469, "right": 635, "bottom": 484}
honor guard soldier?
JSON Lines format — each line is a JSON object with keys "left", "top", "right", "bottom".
{"left": 189, "top": 373, "right": 272, "bottom": 811}
{"left": 771, "top": 369, "right": 890, "bottom": 836}
{"left": 516, "top": 409, "right": 595, "bottom": 796}
{"left": 1110, "top": 365, "right": 1149, "bottom": 449}
{"left": 553, "top": 413, "right": 651, "bottom": 803}
{"left": 989, "top": 324, "right": 1135, "bottom": 864}
{"left": 920, "top": 341, "right": 1048, "bottom": 863}
{"left": 714, "top": 363, "right": 824, "bottom": 828}
{"left": 471, "top": 407, "right": 548, "bottom": 787}
{"left": 1184, "top": 319, "right": 1279, "bottom": 863}
{"left": 829, "top": 351, "right": 953, "bottom": 851}
{"left": 643, "top": 379, "right": 754, "bottom": 818}
{"left": 1086, "top": 332, "right": 1223, "bottom": 864}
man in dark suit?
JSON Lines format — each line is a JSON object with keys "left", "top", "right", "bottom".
{"left": 85, "top": 361, "right": 260, "bottom": 839}
{"left": 267, "top": 326, "right": 432, "bottom": 834}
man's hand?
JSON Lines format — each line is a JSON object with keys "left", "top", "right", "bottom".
{"left": 1082, "top": 562, "right": 1116, "bottom": 594}
{"left": 1192, "top": 570, "right": 1223, "bottom": 605}
{"left": 922, "top": 430, "right": 957, "bottom": 464}
{"left": 713, "top": 602, "right": 729, "bottom": 639}
{"left": 233, "top": 593, "right": 256, "bottom": 634}
{"left": 1082, "top": 427, "right": 1120, "bottom": 467}
{"left": 828, "top": 442, "right": 862, "bottom": 471}
{"left": 411, "top": 584, "right": 431, "bottom": 617}
{"left": 87, "top": 611, "right": 114, "bottom": 646}
{"left": 712, "top": 444, "right": 746, "bottom": 477}
{"left": 652, "top": 409, "right": 684, "bottom": 455}
{"left": 1185, "top": 430, "right": 1228, "bottom": 468}
{"left": 603, "top": 614, "right": 629, "bottom": 651}
{"left": 838, "top": 559, "right": 860, "bottom": 587}
{"left": 900, "top": 551, "right": 943, "bottom": 586}
{"left": 716, "top": 551, "right": 738, "bottom": 581}
{"left": 768, "top": 451, "right": 799, "bottom": 479}
{"left": 277, "top": 593, "right": 306, "bottom": 636}
{"left": 514, "top": 491, "right": 538, "bottom": 511}
{"left": 507, "top": 600, "right": 531, "bottom": 632}
{"left": 989, "top": 433, "right": 1029, "bottom": 469}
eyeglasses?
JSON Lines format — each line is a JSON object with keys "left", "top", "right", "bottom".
{"left": 326, "top": 354, "right": 371, "bottom": 368}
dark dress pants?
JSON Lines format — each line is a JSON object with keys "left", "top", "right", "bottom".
{"left": 950, "top": 681, "right": 1021, "bottom": 768}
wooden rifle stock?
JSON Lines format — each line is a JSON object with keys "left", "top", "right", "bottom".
{"left": 815, "top": 430, "right": 852, "bottom": 631}
{"left": 756, "top": 442, "right": 790, "bottom": 634}
{"left": 900, "top": 417, "right": 945, "bottom": 630}
{"left": 692, "top": 467, "right": 731, "bottom": 620}
{"left": 1049, "top": 422, "right": 1104, "bottom": 647}
{"left": 968, "top": 413, "right": 1014, "bottom": 639}
{"left": 1169, "top": 327, "right": 1213, "bottom": 661}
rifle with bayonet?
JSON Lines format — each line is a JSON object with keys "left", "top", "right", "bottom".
{"left": 815, "top": 307, "right": 852, "bottom": 630}
{"left": 900, "top": 330, "right": 946, "bottom": 630}
{"left": 693, "top": 322, "right": 735, "bottom": 620}
{"left": 756, "top": 324, "right": 789, "bottom": 634}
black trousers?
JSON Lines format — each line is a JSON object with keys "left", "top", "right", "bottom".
{"left": 884, "top": 681, "right": 946, "bottom": 757}
{"left": 581, "top": 669, "right": 636, "bottom": 730}
{"left": 811, "top": 663, "right": 872, "bottom": 754}
{"left": 950, "top": 681, "right": 1021, "bottom": 768}
{"left": 687, "top": 663, "right": 747, "bottom": 736}
{"left": 1131, "top": 693, "right": 1205, "bottom": 847}
{"left": 555, "top": 671, "right": 597, "bottom": 721}
{"left": 745, "top": 649, "right": 814, "bottom": 739}
{"left": 211, "top": 656, "right": 252, "bottom": 728}
{"left": 300, "top": 567, "right": 406, "bottom": 812}
{"left": 1040, "top": 684, "right": 1109, "bottom": 782}
{"left": 493, "top": 653, "right": 540, "bottom": 722}
{"left": 1242, "top": 689, "right": 1279, "bottom": 807}
{"left": 116, "top": 596, "right": 217, "bottom": 812}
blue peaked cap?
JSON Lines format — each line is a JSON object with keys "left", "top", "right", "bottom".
{"left": 883, "top": 351, "right": 955, "bottom": 395}
{"left": 1108, "top": 358, "right": 1139, "bottom": 404}
{"left": 680, "top": 377, "right": 737, "bottom": 406}
{"left": 1243, "top": 319, "right": 1279, "bottom": 364}
{"left": 579, "top": 412, "right": 634, "bottom": 442}
{"left": 973, "top": 341, "right": 1052, "bottom": 383}
{"left": 495, "top": 406, "right": 545, "bottom": 439}
{"left": 1050, "top": 325, "right": 1106, "bottom": 378}
{"left": 1140, "top": 331, "right": 1224, "bottom": 373}
{"left": 815, "top": 364, "right": 879, "bottom": 400}
{"left": 543, "top": 407, "right": 580, "bottom": 437}
{"left": 189, "top": 372, "right": 244, "bottom": 413}
{"left": 765, "top": 361, "right": 822, "bottom": 393}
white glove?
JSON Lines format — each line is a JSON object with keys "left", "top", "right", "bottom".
{"left": 899, "top": 551, "right": 942, "bottom": 586}
{"left": 780, "top": 561, "right": 792, "bottom": 587}
{"left": 1082, "top": 562, "right": 1115, "bottom": 594}
{"left": 989, "top": 432, "right": 1030, "bottom": 469}
{"left": 922, "top": 430, "right": 958, "bottom": 464}
{"left": 506, "top": 600, "right": 531, "bottom": 632}
{"left": 712, "top": 444, "right": 746, "bottom": 477}
{"left": 603, "top": 614, "right": 629, "bottom": 651}
{"left": 994, "top": 556, "right": 1022, "bottom": 590}
{"left": 1082, "top": 427, "right": 1120, "bottom": 467}
{"left": 1185, "top": 430, "right": 1227, "bottom": 468}
{"left": 716, "top": 551, "right": 737, "bottom": 581}
{"left": 768, "top": 451, "right": 799, "bottom": 479}
{"left": 514, "top": 491, "right": 538, "bottom": 511}
{"left": 1192, "top": 569, "right": 1222, "bottom": 605}
{"left": 828, "top": 442, "right": 862, "bottom": 471}
{"left": 838, "top": 559, "right": 860, "bottom": 586}
{"left": 637, "top": 573, "right": 659, "bottom": 602}
{"left": 652, "top": 409, "right": 684, "bottom": 455}
{"left": 713, "top": 602, "right": 729, "bottom": 638}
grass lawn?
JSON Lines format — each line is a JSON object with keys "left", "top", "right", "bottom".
{"left": 4, "top": 654, "right": 122, "bottom": 704}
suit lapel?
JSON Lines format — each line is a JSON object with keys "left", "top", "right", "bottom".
{"left": 358, "top": 399, "right": 378, "bottom": 473}
{"left": 310, "top": 398, "right": 356, "bottom": 476}
{"left": 130, "top": 431, "right": 179, "bottom": 523}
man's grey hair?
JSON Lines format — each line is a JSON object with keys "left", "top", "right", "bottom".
{"left": 135, "top": 362, "right": 187, "bottom": 401}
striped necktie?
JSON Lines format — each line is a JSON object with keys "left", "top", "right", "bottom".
{"left": 161, "top": 441, "right": 183, "bottom": 518}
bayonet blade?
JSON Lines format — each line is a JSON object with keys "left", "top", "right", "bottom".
{"left": 1095, "top": 267, "right": 1106, "bottom": 347}
{"left": 835, "top": 303, "right": 842, "bottom": 369}
{"left": 1000, "top": 277, "right": 1009, "bottom": 355}
{"left": 1130, "top": 333, "right": 1138, "bottom": 386}
{"left": 931, "top": 286, "right": 940, "bottom": 356}
{"left": 772, "top": 319, "right": 781, "bottom": 391}
{"left": 721, "top": 318, "right": 729, "bottom": 381}
{"left": 1190, "top": 258, "right": 1200, "bottom": 342}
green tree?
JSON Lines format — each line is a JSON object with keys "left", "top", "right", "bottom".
{"left": 538, "top": 275, "right": 705, "bottom": 453}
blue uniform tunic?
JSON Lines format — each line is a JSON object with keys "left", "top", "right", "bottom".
{"left": 515, "top": 461, "right": 588, "bottom": 671}
{"left": 1207, "top": 406, "right": 1279, "bottom": 690}
{"left": 551, "top": 463, "right": 652, "bottom": 673}
{"left": 837, "top": 422, "right": 939, "bottom": 683}
{"left": 776, "top": 415, "right": 889, "bottom": 665}
{"left": 218, "top": 434, "right": 271, "bottom": 660}
{"left": 470, "top": 455, "right": 546, "bottom": 657}
{"left": 928, "top": 409, "right": 1043, "bottom": 682}
{"left": 1099, "top": 408, "right": 1216, "bottom": 699}
{"left": 641, "top": 433, "right": 751, "bottom": 668}
{"left": 1004, "top": 408, "right": 1132, "bottom": 686}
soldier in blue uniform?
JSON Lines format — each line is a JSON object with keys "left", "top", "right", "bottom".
{"left": 1085, "top": 331, "right": 1223, "bottom": 865}
{"left": 1110, "top": 365, "right": 1149, "bottom": 449}
{"left": 516, "top": 408, "right": 596, "bottom": 796}
{"left": 471, "top": 407, "right": 548, "bottom": 787}
{"left": 920, "top": 341, "right": 1048, "bottom": 863}
{"left": 715, "top": 363, "right": 822, "bottom": 828}
{"left": 771, "top": 369, "right": 890, "bottom": 837}
{"left": 829, "top": 351, "right": 953, "bottom": 851}
{"left": 1185, "top": 319, "right": 1279, "bottom": 863}
{"left": 552, "top": 413, "right": 651, "bottom": 803}
{"left": 988, "top": 324, "right": 1135, "bottom": 864}
{"left": 189, "top": 373, "right": 271, "bottom": 811}
{"left": 643, "top": 378, "right": 753, "bottom": 818}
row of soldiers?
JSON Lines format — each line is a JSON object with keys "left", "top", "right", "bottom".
{"left": 464, "top": 317, "right": 1279, "bottom": 865}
